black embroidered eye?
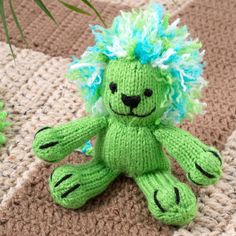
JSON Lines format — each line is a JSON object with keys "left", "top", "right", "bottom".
{"left": 144, "top": 89, "right": 153, "bottom": 97}
{"left": 109, "top": 82, "right": 117, "bottom": 94}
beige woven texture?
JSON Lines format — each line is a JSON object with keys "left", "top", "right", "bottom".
{"left": 0, "top": 43, "right": 80, "bottom": 204}
{"left": 96, "top": 0, "right": 191, "bottom": 13}
{"left": 0, "top": 0, "right": 236, "bottom": 235}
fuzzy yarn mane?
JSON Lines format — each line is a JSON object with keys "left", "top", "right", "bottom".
{"left": 67, "top": 3, "right": 206, "bottom": 124}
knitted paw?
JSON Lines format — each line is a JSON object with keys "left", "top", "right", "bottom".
{"left": 49, "top": 162, "right": 117, "bottom": 209}
{"left": 149, "top": 182, "right": 197, "bottom": 225}
{"left": 33, "top": 127, "right": 67, "bottom": 162}
{"left": 187, "top": 148, "right": 222, "bottom": 186}
{"left": 49, "top": 165, "right": 86, "bottom": 209}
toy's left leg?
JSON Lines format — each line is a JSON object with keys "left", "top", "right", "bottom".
{"left": 135, "top": 171, "right": 197, "bottom": 226}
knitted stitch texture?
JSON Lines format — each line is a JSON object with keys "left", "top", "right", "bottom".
{"left": 33, "top": 59, "right": 222, "bottom": 226}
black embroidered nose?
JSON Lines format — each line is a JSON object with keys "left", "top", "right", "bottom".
{"left": 121, "top": 94, "right": 141, "bottom": 109}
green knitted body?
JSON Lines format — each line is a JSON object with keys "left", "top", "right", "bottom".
{"left": 33, "top": 59, "right": 222, "bottom": 226}
{"left": 98, "top": 118, "right": 170, "bottom": 176}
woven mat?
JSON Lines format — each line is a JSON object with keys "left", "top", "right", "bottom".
{"left": 0, "top": 0, "right": 236, "bottom": 235}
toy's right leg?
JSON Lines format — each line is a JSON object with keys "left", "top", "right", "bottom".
{"left": 135, "top": 171, "right": 197, "bottom": 225}
{"left": 49, "top": 160, "right": 118, "bottom": 209}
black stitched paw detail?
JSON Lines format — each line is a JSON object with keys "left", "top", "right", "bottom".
{"left": 195, "top": 162, "right": 216, "bottom": 179}
{"left": 61, "top": 183, "right": 81, "bottom": 198}
{"left": 187, "top": 157, "right": 221, "bottom": 186}
{"left": 50, "top": 171, "right": 81, "bottom": 198}
{"left": 50, "top": 169, "right": 56, "bottom": 181}
{"left": 39, "top": 141, "right": 59, "bottom": 149}
{"left": 154, "top": 187, "right": 181, "bottom": 212}
{"left": 174, "top": 187, "right": 180, "bottom": 205}
{"left": 34, "top": 127, "right": 52, "bottom": 138}
{"left": 55, "top": 174, "right": 73, "bottom": 187}
{"left": 154, "top": 190, "right": 166, "bottom": 213}
{"left": 207, "top": 150, "right": 222, "bottom": 165}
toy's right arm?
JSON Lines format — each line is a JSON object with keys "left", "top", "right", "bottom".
{"left": 33, "top": 116, "right": 107, "bottom": 163}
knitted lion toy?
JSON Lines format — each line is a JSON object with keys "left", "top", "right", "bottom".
{"left": 33, "top": 4, "right": 222, "bottom": 225}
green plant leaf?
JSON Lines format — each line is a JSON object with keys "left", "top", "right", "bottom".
{"left": 80, "top": 0, "right": 107, "bottom": 26}
{"left": 0, "top": 0, "right": 14, "bottom": 57}
{"left": 9, "top": 0, "right": 28, "bottom": 47}
{"left": 33, "top": 0, "right": 56, "bottom": 23}
{"left": 58, "top": 0, "right": 91, "bottom": 16}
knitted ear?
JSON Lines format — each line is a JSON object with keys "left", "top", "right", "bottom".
{"left": 0, "top": 101, "right": 10, "bottom": 146}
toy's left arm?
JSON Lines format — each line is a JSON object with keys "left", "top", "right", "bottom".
{"left": 154, "top": 124, "right": 222, "bottom": 186}
{"left": 33, "top": 116, "right": 107, "bottom": 163}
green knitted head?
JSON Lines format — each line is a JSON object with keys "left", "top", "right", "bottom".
{"left": 103, "top": 59, "right": 170, "bottom": 124}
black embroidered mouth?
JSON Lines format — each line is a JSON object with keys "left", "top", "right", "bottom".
{"left": 109, "top": 102, "right": 156, "bottom": 118}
